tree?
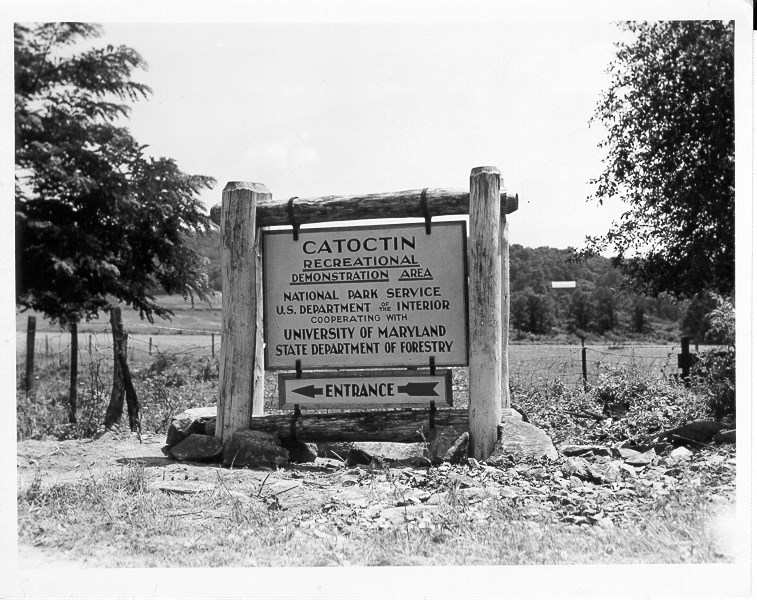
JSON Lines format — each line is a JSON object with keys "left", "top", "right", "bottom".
{"left": 512, "top": 290, "right": 554, "bottom": 335}
{"left": 567, "top": 290, "right": 593, "bottom": 332}
{"left": 592, "top": 287, "right": 618, "bottom": 334}
{"left": 584, "top": 21, "right": 734, "bottom": 299}
{"left": 15, "top": 23, "right": 215, "bottom": 426}
{"left": 681, "top": 293, "right": 719, "bottom": 344}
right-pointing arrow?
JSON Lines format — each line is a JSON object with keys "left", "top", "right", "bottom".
{"left": 292, "top": 384, "right": 324, "bottom": 399}
{"left": 397, "top": 382, "right": 439, "bottom": 397}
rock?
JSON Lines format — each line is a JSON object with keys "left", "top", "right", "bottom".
{"left": 669, "top": 446, "right": 693, "bottom": 459}
{"left": 317, "top": 442, "right": 353, "bottom": 461}
{"left": 165, "top": 406, "right": 217, "bottom": 448}
{"left": 283, "top": 441, "right": 318, "bottom": 463}
{"left": 425, "top": 492, "right": 448, "bottom": 505}
{"left": 460, "top": 487, "right": 491, "bottom": 501}
{"left": 169, "top": 434, "right": 223, "bottom": 462}
{"left": 590, "top": 460, "right": 623, "bottom": 483}
{"left": 560, "top": 444, "right": 612, "bottom": 457}
{"left": 624, "top": 449, "right": 656, "bottom": 467}
{"left": 352, "top": 441, "right": 428, "bottom": 466}
{"left": 468, "top": 458, "right": 480, "bottom": 469}
{"left": 654, "top": 420, "right": 723, "bottom": 444}
{"left": 427, "top": 426, "right": 467, "bottom": 464}
{"left": 204, "top": 418, "right": 216, "bottom": 437}
{"left": 487, "top": 419, "right": 558, "bottom": 465}
{"left": 563, "top": 456, "right": 592, "bottom": 479}
{"left": 448, "top": 472, "right": 478, "bottom": 488}
{"left": 713, "top": 429, "right": 736, "bottom": 444}
{"left": 443, "top": 432, "right": 469, "bottom": 464}
{"left": 618, "top": 447, "right": 643, "bottom": 461}
{"left": 630, "top": 441, "right": 674, "bottom": 456}
{"left": 222, "top": 429, "right": 289, "bottom": 469}
{"left": 500, "top": 408, "right": 523, "bottom": 421}
{"left": 562, "top": 456, "right": 609, "bottom": 483}
{"left": 345, "top": 448, "right": 373, "bottom": 467}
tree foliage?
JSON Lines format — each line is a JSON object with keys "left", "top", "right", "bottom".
{"left": 15, "top": 23, "right": 215, "bottom": 325}
{"left": 507, "top": 245, "right": 684, "bottom": 338}
{"left": 584, "top": 21, "right": 734, "bottom": 299}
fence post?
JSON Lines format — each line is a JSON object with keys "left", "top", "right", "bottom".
{"left": 581, "top": 336, "right": 588, "bottom": 391}
{"left": 25, "top": 316, "right": 36, "bottom": 395}
{"left": 679, "top": 336, "right": 692, "bottom": 384}
{"left": 149, "top": 337, "right": 152, "bottom": 356}
{"left": 88, "top": 334, "right": 92, "bottom": 356}
{"left": 468, "top": 166, "right": 502, "bottom": 460}
{"left": 217, "top": 182, "right": 269, "bottom": 443}
{"left": 211, "top": 333, "right": 215, "bottom": 358}
{"left": 68, "top": 322, "right": 78, "bottom": 423}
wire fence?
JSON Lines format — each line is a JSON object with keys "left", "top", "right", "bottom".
{"left": 17, "top": 317, "right": 712, "bottom": 392}
{"left": 508, "top": 343, "right": 685, "bottom": 389}
{"left": 17, "top": 322, "right": 222, "bottom": 371}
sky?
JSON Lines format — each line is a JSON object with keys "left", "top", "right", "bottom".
{"left": 93, "top": 20, "right": 630, "bottom": 250}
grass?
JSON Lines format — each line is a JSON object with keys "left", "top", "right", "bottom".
{"left": 17, "top": 459, "right": 729, "bottom": 567}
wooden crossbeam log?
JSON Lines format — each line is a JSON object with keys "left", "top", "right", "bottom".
{"left": 210, "top": 188, "right": 518, "bottom": 227}
{"left": 248, "top": 407, "right": 468, "bottom": 443}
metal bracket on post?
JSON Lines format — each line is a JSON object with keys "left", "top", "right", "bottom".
{"left": 419, "top": 188, "right": 432, "bottom": 234}
{"left": 291, "top": 360, "right": 303, "bottom": 440}
{"left": 428, "top": 356, "right": 436, "bottom": 429}
{"left": 287, "top": 196, "right": 300, "bottom": 241}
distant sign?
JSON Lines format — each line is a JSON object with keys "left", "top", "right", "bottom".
{"left": 551, "top": 281, "right": 576, "bottom": 289}
{"left": 278, "top": 370, "right": 453, "bottom": 409}
{"left": 263, "top": 221, "right": 468, "bottom": 370}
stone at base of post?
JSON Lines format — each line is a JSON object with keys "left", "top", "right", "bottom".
{"left": 501, "top": 408, "right": 523, "bottom": 421}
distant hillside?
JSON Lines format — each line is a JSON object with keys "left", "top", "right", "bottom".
{"left": 509, "top": 245, "right": 684, "bottom": 342}
{"left": 186, "top": 232, "right": 706, "bottom": 343}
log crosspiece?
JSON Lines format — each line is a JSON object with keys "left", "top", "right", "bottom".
{"left": 209, "top": 188, "right": 518, "bottom": 227}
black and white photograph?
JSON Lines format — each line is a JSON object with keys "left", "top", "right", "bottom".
{"left": 2, "top": 0, "right": 752, "bottom": 598}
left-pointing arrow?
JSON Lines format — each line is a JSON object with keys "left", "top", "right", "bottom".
{"left": 292, "top": 384, "right": 324, "bottom": 399}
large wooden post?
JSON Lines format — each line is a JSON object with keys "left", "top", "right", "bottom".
{"left": 467, "top": 166, "right": 502, "bottom": 459}
{"left": 217, "top": 182, "right": 269, "bottom": 442}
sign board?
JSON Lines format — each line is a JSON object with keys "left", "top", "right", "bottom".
{"left": 551, "top": 281, "right": 576, "bottom": 289}
{"left": 278, "top": 370, "right": 453, "bottom": 409}
{"left": 263, "top": 221, "right": 468, "bottom": 370}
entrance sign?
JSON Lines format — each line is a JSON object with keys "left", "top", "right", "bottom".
{"left": 278, "top": 370, "right": 453, "bottom": 409}
{"left": 263, "top": 221, "right": 468, "bottom": 370}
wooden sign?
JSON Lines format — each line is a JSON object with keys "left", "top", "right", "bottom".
{"left": 263, "top": 221, "right": 468, "bottom": 370}
{"left": 278, "top": 370, "right": 453, "bottom": 409}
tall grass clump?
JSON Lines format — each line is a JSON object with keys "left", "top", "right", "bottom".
{"left": 17, "top": 350, "right": 219, "bottom": 441}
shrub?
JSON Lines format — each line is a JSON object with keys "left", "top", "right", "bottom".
{"left": 691, "top": 347, "right": 735, "bottom": 419}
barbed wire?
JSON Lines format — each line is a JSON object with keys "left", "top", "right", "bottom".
{"left": 18, "top": 324, "right": 723, "bottom": 391}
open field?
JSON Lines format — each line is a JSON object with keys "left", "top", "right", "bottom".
{"left": 17, "top": 295, "right": 717, "bottom": 392}
{"left": 17, "top": 330, "right": 717, "bottom": 392}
